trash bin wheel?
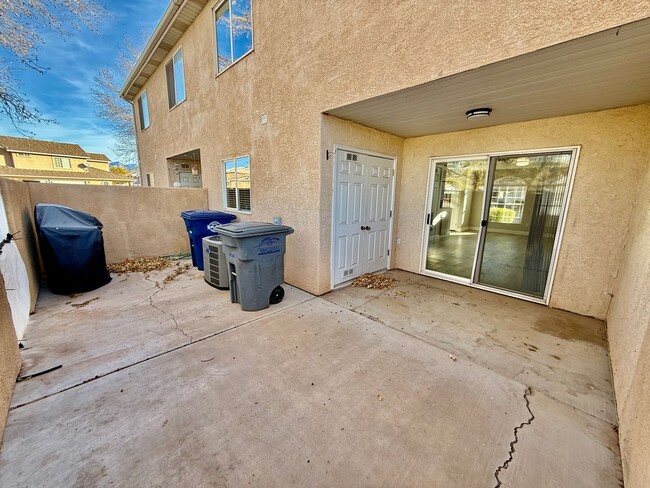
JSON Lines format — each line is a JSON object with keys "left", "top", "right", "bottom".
{"left": 270, "top": 285, "right": 285, "bottom": 305}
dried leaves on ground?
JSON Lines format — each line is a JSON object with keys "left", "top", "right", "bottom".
{"left": 351, "top": 273, "right": 398, "bottom": 290}
{"left": 107, "top": 257, "right": 172, "bottom": 274}
{"left": 163, "top": 262, "right": 192, "bottom": 284}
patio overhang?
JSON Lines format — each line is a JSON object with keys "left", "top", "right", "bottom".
{"left": 326, "top": 18, "right": 650, "bottom": 137}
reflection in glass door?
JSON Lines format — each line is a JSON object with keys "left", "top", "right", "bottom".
{"left": 424, "top": 159, "right": 488, "bottom": 279}
{"left": 476, "top": 152, "right": 573, "bottom": 297}
{"left": 422, "top": 149, "right": 577, "bottom": 302}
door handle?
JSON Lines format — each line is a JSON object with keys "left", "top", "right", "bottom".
{"left": 367, "top": 226, "right": 371, "bottom": 231}
{"left": 360, "top": 226, "right": 371, "bottom": 231}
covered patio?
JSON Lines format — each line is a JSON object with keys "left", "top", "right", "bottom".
{"left": 0, "top": 266, "right": 620, "bottom": 487}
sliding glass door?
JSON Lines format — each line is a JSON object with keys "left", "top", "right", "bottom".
{"left": 424, "top": 158, "right": 488, "bottom": 279}
{"left": 422, "top": 149, "right": 577, "bottom": 302}
{"left": 477, "top": 152, "right": 573, "bottom": 297}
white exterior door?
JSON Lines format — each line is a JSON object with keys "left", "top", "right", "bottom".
{"left": 364, "top": 154, "right": 393, "bottom": 274}
{"left": 179, "top": 171, "right": 202, "bottom": 188}
{"left": 333, "top": 149, "right": 395, "bottom": 286}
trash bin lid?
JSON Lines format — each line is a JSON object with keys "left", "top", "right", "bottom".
{"left": 216, "top": 222, "right": 294, "bottom": 238}
{"left": 180, "top": 210, "right": 237, "bottom": 221}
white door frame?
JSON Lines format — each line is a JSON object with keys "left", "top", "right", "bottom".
{"left": 419, "top": 145, "right": 581, "bottom": 305}
{"left": 331, "top": 144, "right": 397, "bottom": 289}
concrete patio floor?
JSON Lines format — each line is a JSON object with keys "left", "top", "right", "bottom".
{"left": 0, "top": 265, "right": 621, "bottom": 487}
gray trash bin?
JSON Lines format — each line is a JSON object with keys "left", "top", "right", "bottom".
{"left": 217, "top": 222, "right": 295, "bottom": 311}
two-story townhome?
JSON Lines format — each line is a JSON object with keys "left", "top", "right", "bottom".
{"left": 0, "top": 136, "right": 133, "bottom": 186}
{"left": 125, "top": 2, "right": 647, "bottom": 484}
{"left": 122, "top": 1, "right": 649, "bottom": 303}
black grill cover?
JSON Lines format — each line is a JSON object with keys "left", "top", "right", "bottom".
{"left": 34, "top": 204, "right": 111, "bottom": 294}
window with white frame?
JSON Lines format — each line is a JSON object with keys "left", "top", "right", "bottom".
{"left": 215, "top": 0, "right": 253, "bottom": 74}
{"left": 165, "top": 48, "right": 186, "bottom": 109}
{"left": 137, "top": 90, "right": 150, "bottom": 130}
{"left": 223, "top": 155, "right": 251, "bottom": 211}
{"left": 489, "top": 177, "right": 527, "bottom": 224}
{"left": 52, "top": 157, "right": 72, "bottom": 169}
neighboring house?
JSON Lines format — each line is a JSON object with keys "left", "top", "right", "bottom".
{"left": 0, "top": 136, "right": 133, "bottom": 186}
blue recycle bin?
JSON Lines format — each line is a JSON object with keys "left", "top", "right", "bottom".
{"left": 180, "top": 210, "right": 236, "bottom": 270}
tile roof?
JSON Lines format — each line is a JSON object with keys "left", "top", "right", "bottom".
{"left": 87, "top": 152, "right": 111, "bottom": 162}
{"left": 0, "top": 166, "right": 133, "bottom": 181}
{"left": 0, "top": 135, "right": 89, "bottom": 158}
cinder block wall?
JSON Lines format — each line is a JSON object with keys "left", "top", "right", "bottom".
{"left": 607, "top": 157, "right": 650, "bottom": 487}
{"left": 0, "top": 275, "right": 20, "bottom": 447}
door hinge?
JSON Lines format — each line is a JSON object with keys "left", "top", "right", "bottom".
{"left": 390, "top": 210, "right": 393, "bottom": 218}
{"left": 481, "top": 219, "right": 488, "bottom": 227}
{"left": 392, "top": 168, "right": 395, "bottom": 176}
{"left": 387, "top": 249, "right": 390, "bottom": 256}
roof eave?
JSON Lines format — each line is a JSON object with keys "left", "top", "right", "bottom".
{"left": 5, "top": 149, "right": 89, "bottom": 159}
{"left": 120, "top": 0, "right": 185, "bottom": 102}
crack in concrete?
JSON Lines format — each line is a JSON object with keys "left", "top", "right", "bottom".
{"left": 493, "top": 387, "right": 535, "bottom": 487}
{"left": 148, "top": 288, "right": 193, "bottom": 343}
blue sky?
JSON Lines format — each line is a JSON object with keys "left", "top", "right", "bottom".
{"left": 0, "top": 1, "right": 168, "bottom": 162}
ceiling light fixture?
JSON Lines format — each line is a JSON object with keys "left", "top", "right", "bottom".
{"left": 515, "top": 157, "right": 530, "bottom": 167}
{"left": 465, "top": 108, "right": 492, "bottom": 120}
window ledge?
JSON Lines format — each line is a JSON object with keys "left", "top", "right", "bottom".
{"left": 225, "top": 208, "right": 252, "bottom": 215}
{"left": 168, "top": 98, "right": 186, "bottom": 112}
{"left": 215, "top": 49, "right": 254, "bottom": 79}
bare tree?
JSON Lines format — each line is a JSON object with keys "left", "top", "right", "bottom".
{"left": 92, "top": 38, "right": 141, "bottom": 165}
{"left": 0, "top": 0, "right": 107, "bottom": 133}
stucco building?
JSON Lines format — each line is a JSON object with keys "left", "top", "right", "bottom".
{"left": 0, "top": 136, "right": 133, "bottom": 186}
{"left": 121, "top": 3, "right": 650, "bottom": 485}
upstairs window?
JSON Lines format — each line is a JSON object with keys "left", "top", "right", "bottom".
{"left": 215, "top": 0, "right": 253, "bottom": 74}
{"left": 53, "top": 157, "right": 71, "bottom": 169}
{"left": 223, "top": 155, "right": 251, "bottom": 212}
{"left": 138, "top": 90, "right": 150, "bottom": 130}
{"left": 165, "top": 48, "right": 186, "bottom": 109}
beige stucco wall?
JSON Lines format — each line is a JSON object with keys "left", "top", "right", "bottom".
{"left": 607, "top": 152, "right": 650, "bottom": 488}
{"left": 0, "top": 274, "right": 21, "bottom": 447}
{"left": 27, "top": 184, "right": 209, "bottom": 263}
{"left": 396, "top": 104, "right": 650, "bottom": 319}
{"left": 0, "top": 179, "right": 40, "bottom": 311}
{"left": 133, "top": 0, "right": 650, "bottom": 295}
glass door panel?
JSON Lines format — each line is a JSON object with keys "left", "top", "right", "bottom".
{"left": 424, "top": 159, "right": 488, "bottom": 278}
{"left": 477, "top": 152, "right": 573, "bottom": 297}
